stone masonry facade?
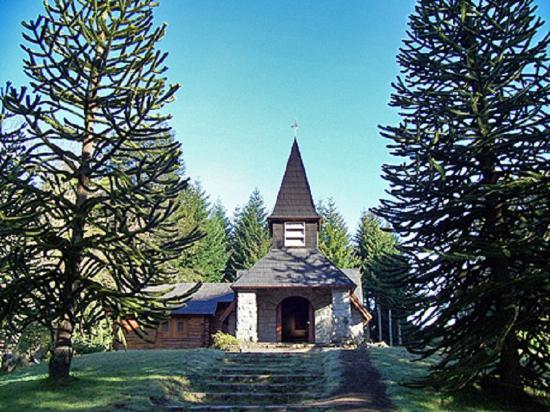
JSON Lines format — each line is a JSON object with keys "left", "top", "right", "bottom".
{"left": 255, "top": 288, "right": 333, "bottom": 343}
{"left": 235, "top": 287, "right": 363, "bottom": 344}
{"left": 331, "top": 288, "right": 352, "bottom": 342}
{"left": 236, "top": 291, "right": 258, "bottom": 342}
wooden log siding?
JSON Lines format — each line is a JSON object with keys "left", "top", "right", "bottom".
{"left": 123, "top": 315, "right": 211, "bottom": 349}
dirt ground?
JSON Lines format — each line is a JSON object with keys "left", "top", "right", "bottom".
{"left": 306, "top": 347, "right": 395, "bottom": 411}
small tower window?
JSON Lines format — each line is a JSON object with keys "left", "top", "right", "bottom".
{"left": 284, "top": 222, "right": 306, "bottom": 247}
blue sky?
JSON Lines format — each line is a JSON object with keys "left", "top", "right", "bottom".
{"left": 1, "top": 0, "right": 549, "bottom": 231}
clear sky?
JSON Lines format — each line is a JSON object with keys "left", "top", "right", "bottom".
{"left": 1, "top": 0, "right": 549, "bottom": 231}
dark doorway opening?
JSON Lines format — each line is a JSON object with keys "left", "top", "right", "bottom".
{"left": 277, "top": 296, "right": 314, "bottom": 343}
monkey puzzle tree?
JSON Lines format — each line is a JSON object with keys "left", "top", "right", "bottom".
{"left": 375, "top": 0, "right": 549, "bottom": 392}
{"left": 0, "top": 0, "right": 198, "bottom": 379}
{"left": 0, "top": 84, "right": 41, "bottom": 355}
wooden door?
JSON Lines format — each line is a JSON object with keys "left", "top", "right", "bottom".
{"left": 276, "top": 303, "right": 282, "bottom": 342}
{"left": 308, "top": 303, "right": 315, "bottom": 343}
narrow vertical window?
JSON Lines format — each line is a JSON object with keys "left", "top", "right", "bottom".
{"left": 177, "top": 320, "right": 185, "bottom": 334}
{"left": 284, "top": 222, "right": 305, "bottom": 247}
{"left": 161, "top": 321, "right": 169, "bottom": 333}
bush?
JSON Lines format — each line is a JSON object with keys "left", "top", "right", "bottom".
{"left": 210, "top": 332, "right": 240, "bottom": 351}
{"left": 72, "top": 321, "right": 113, "bottom": 355}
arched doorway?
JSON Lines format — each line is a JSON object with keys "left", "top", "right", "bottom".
{"left": 276, "top": 296, "right": 314, "bottom": 343}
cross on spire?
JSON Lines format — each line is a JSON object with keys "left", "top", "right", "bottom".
{"left": 291, "top": 120, "right": 299, "bottom": 137}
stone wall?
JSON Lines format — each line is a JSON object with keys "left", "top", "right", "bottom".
{"left": 331, "top": 288, "right": 352, "bottom": 342}
{"left": 236, "top": 291, "right": 258, "bottom": 342}
{"left": 255, "top": 288, "right": 333, "bottom": 343}
{"left": 350, "top": 307, "right": 365, "bottom": 343}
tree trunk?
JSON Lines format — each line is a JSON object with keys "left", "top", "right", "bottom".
{"left": 461, "top": 17, "right": 521, "bottom": 392}
{"left": 377, "top": 304, "right": 382, "bottom": 342}
{"left": 47, "top": 12, "right": 103, "bottom": 381}
{"left": 498, "top": 333, "right": 522, "bottom": 390}
{"left": 388, "top": 309, "right": 393, "bottom": 346}
{"left": 48, "top": 313, "right": 74, "bottom": 380}
{"left": 397, "top": 319, "right": 402, "bottom": 346}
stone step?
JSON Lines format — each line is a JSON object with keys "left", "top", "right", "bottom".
{"left": 243, "top": 343, "right": 319, "bottom": 350}
{"left": 219, "top": 359, "right": 312, "bottom": 366}
{"left": 199, "top": 391, "right": 319, "bottom": 404}
{"left": 170, "top": 405, "right": 327, "bottom": 411}
{"left": 204, "top": 382, "right": 316, "bottom": 393}
{"left": 211, "top": 373, "right": 317, "bottom": 383}
{"left": 222, "top": 354, "right": 311, "bottom": 360}
{"left": 214, "top": 367, "right": 312, "bottom": 375}
{"left": 223, "top": 352, "right": 314, "bottom": 358}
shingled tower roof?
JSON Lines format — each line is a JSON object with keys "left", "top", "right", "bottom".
{"left": 268, "top": 139, "right": 320, "bottom": 220}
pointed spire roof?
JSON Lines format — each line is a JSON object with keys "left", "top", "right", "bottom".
{"left": 269, "top": 139, "right": 320, "bottom": 220}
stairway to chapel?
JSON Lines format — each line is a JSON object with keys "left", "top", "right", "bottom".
{"left": 175, "top": 349, "right": 335, "bottom": 411}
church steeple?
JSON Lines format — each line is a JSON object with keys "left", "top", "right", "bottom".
{"left": 269, "top": 139, "right": 320, "bottom": 220}
{"left": 269, "top": 139, "right": 321, "bottom": 249}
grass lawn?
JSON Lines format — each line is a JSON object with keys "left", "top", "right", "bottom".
{"left": 368, "top": 346, "right": 549, "bottom": 412}
{"left": 0, "top": 349, "right": 223, "bottom": 411}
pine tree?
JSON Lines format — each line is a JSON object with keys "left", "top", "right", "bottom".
{"left": 375, "top": 0, "right": 549, "bottom": 392}
{"left": 170, "top": 184, "right": 231, "bottom": 282}
{"left": 0, "top": 0, "right": 198, "bottom": 379}
{"left": 227, "top": 189, "right": 271, "bottom": 280}
{"left": 199, "top": 202, "right": 231, "bottom": 282}
{"left": 353, "top": 211, "right": 395, "bottom": 311}
{"left": 317, "top": 198, "right": 357, "bottom": 268}
{"left": 170, "top": 181, "right": 210, "bottom": 281}
{"left": 354, "top": 211, "right": 410, "bottom": 343}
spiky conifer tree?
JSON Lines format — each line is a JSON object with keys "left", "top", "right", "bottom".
{"left": 171, "top": 185, "right": 231, "bottom": 282}
{"left": 200, "top": 202, "right": 231, "bottom": 282}
{"left": 354, "top": 211, "right": 412, "bottom": 344}
{"left": 0, "top": 84, "right": 40, "bottom": 354}
{"left": 375, "top": 0, "right": 549, "bottom": 392}
{"left": 0, "top": 0, "right": 198, "bottom": 379}
{"left": 318, "top": 198, "right": 357, "bottom": 268}
{"left": 227, "top": 189, "right": 270, "bottom": 280}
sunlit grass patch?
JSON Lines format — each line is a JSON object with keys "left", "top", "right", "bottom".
{"left": 0, "top": 349, "right": 222, "bottom": 411}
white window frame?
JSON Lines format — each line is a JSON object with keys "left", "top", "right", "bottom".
{"left": 284, "top": 222, "right": 306, "bottom": 247}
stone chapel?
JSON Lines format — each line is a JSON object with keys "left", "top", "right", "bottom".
{"left": 122, "top": 139, "right": 371, "bottom": 349}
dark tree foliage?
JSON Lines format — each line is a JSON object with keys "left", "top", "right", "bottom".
{"left": 354, "top": 212, "right": 398, "bottom": 336}
{"left": 226, "top": 189, "right": 270, "bottom": 280}
{"left": 0, "top": 0, "right": 199, "bottom": 379}
{"left": 171, "top": 183, "right": 231, "bottom": 282}
{"left": 318, "top": 198, "right": 358, "bottom": 268}
{"left": 375, "top": 0, "right": 549, "bottom": 392}
{"left": 0, "top": 84, "right": 40, "bottom": 354}
{"left": 200, "top": 202, "right": 231, "bottom": 282}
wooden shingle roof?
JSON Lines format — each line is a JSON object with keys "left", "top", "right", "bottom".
{"left": 268, "top": 139, "right": 320, "bottom": 220}
{"left": 232, "top": 248, "right": 356, "bottom": 289}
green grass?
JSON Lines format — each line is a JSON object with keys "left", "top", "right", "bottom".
{"left": 0, "top": 349, "right": 223, "bottom": 411}
{"left": 368, "top": 346, "right": 549, "bottom": 412}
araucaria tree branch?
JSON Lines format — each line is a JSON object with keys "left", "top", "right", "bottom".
{"left": 0, "top": 0, "right": 199, "bottom": 379}
{"left": 375, "top": 0, "right": 549, "bottom": 393}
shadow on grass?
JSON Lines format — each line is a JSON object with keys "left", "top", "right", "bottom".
{"left": 367, "top": 346, "right": 549, "bottom": 412}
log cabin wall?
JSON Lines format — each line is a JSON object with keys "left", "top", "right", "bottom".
{"left": 124, "top": 315, "right": 211, "bottom": 349}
